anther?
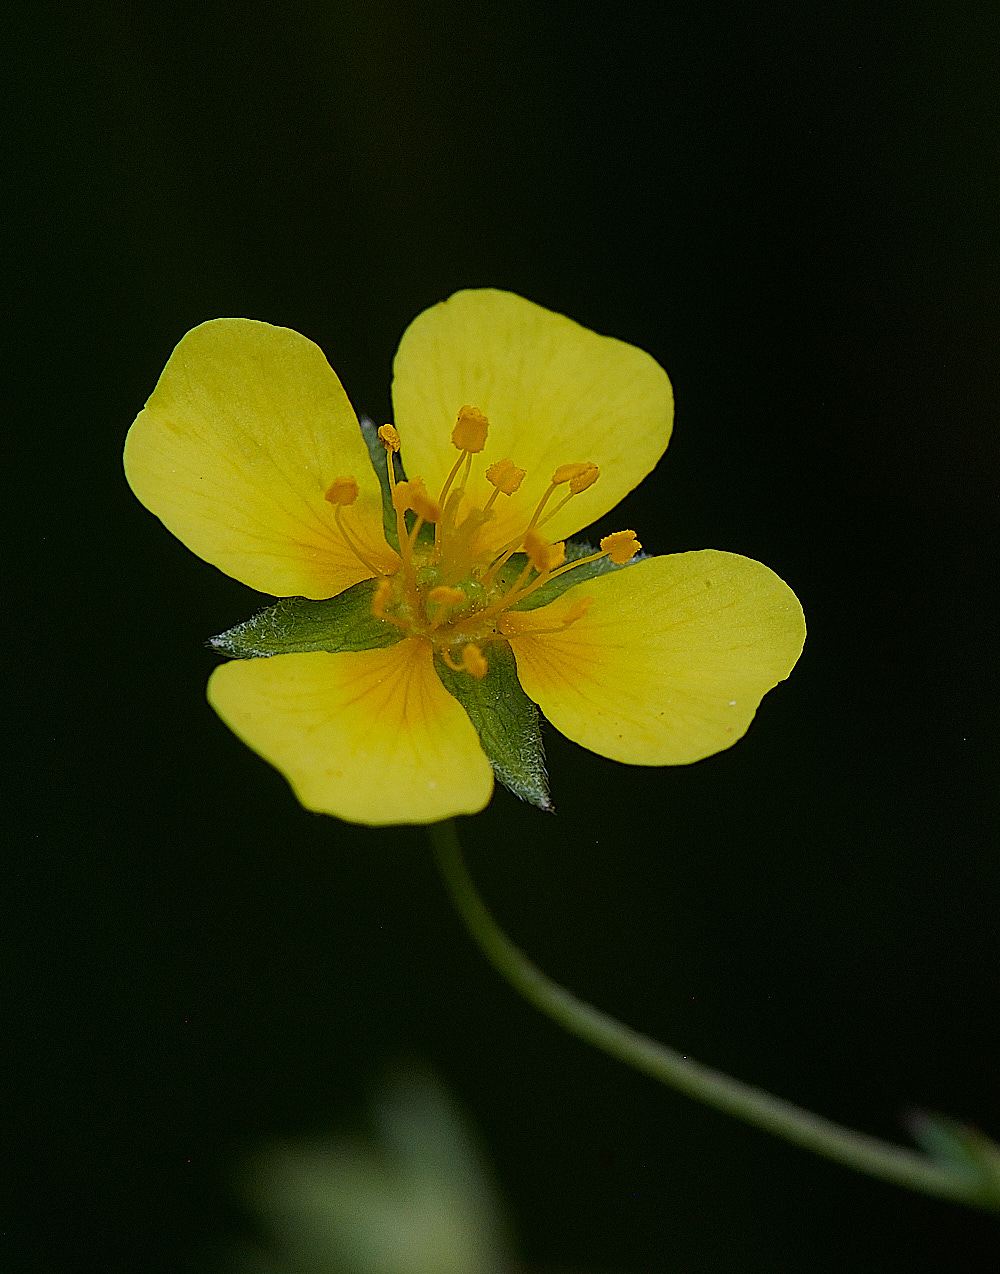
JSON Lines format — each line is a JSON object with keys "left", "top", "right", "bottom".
{"left": 600, "top": 530, "right": 641, "bottom": 564}
{"left": 378, "top": 424, "right": 401, "bottom": 452}
{"left": 451, "top": 406, "right": 489, "bottom": 453}
{"left": 462, "top": 643, "right": 489, "bottom": 678}
{"left": 409, "top": 481, "right": 442, "bottom": 524}
{"left": 370, "top": 578, "right": 408, "bottom": 630}
{"left": 392, "top": 477, "right": 442, "bottom": 523}
{"left": 552, "top": 461, "right": 598, "bottom": 490}
{"left": 535, "top": 461, "right": 600, "bottom": 530}
{"left": 568, "top": 462, "right": 600, "bottom": 494}
{"left": 428, "top": 585, "right": 466, "bottom": 607}
{"left": 325, "top": 475, "right": 359, "bottom": 505}
{"left": 524, "top": 530, "right": 566, "bottom": 574}
{"left": 485, "top": 458, "right": 526, "bottom": 497}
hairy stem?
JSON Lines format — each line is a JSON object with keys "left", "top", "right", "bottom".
{"left": 429, "top": 818, "right": 996, "bottom": 1211}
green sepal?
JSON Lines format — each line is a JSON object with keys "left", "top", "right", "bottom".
{"left": 501, "top": 540, "right": 639, "bottom": 612}
{"left": 433, "top": 639, "right": 552, "bottom": 811}
{"left": 208, "top": 578, "right": 406, "bottom": 659}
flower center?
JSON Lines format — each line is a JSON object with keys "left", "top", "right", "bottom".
{"left": 325, "top": 407, "right": 640, "bottom": 677}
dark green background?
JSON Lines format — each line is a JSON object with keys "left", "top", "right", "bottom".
{"left": 9, "top": 1, "right": 998, "bottom": 1270}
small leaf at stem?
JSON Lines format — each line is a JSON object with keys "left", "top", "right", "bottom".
{"left": 907, "top": 1112, "right": 1000, "bottom": 1208}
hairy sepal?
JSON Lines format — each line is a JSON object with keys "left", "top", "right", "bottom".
{"left": 434, "top": 639, "right": 552, "bottom": 811}
{"left": 209, "top": 578, "right": 405, "bottom": 658}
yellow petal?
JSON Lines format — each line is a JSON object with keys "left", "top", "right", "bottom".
{"left": 124, "top": 319, "right": 396, "bottom": 598}
{"left": 502, "top": 552, "right": 805, "bottom": 766}
{"left": 391, "top": 290, "right": 673, "bottom": 551}
{"left": 207, "top": 640, "right": 494, "bottom": 825}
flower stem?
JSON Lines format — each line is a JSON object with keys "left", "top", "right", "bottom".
{"left": 428, "top": 818, "right": 998, "bottom": 1212}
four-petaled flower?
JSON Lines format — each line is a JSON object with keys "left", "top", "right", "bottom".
{"left": 124, "top": 289, "right": 805, "bottom": 825}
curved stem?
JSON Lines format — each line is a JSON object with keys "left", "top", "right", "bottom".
{"left": 429, "top": 819, "right": 996, "bottom": 1211}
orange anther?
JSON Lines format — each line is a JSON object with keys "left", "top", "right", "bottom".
{"left": 371, "top": 579, "right": 393, "bottom": 618}
{"left": 485, "top": 458, "right": 526, "bottom": 495}
{"left": 409, "top": 482, "right": 442, "bottom": 524}
{"left": 392, "top": 477, "right": 441, "bottom": 522}
{"left": 324, "top": 475, "right": 359, "bottom": 506}
{"left": 462, "top": 643, "right": 489, "bottom": 679}
{"left": 428, "top": 585, "right": 466, "bottom": 606}
{"left": 600, "top": 529, "right": 641, "bottom": 564}
{"left": 451, "top": 405, "right": 489, "bottom": 453}
{"left": 524, "top": 530, "right": 566, "bottom": 573}
{"left": 568, "top": 462, "right": 599, "bottom": 494}
{"left": 550, "top": 461, "right": 599, "bottom": 494}
{"left": 377, "top": 424, "right": 401, "bottom": 452}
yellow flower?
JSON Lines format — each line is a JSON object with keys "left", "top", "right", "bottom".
{"left": 124, "top": 289, "right": 805, "bottom": 826}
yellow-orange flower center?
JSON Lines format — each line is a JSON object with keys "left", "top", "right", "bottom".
{"left": 333, "top": 408, "right": 642, "bottom": 676}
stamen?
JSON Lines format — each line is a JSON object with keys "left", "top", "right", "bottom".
{"left": 409, "top": 479, "right": 442, "bottom": 524}
{"left": 480, "top": 482, "right": 556, "bottom": 586}
{"left": 327, "top": 476, "right": 390, "bottom": 577}
{"left": 437, "top": 407, "right": 489, "bottom": 520}
{"left": 536, "top": 461, "right": 600, "bottom": 529}
{"left": 501, "top": 528, "right": 641, "bottom": 608}
{"left": 437, "top": 451, "right": 468, "bottom": 513}
{"left": 393, "top": 478, "right": 442, "bottom": 526}
{"left": 390, "top": 477, "right": 439, "bottom": 554}
{"left": 379, "top": 425, "right": 404, "bottom": 528}
{"left": 378, "top": 426, "right": 423, "bottom": 607}
{"left": 482, "top": 460, "right": 600, "bottom": 583}
{"left": 435, "top": 409, "right": 488, "bottom": 558}
{"left": 391, "top": 480, "right": 412, "bottom": 513}
{"left": 486, "top": 458, "right": 526, "bottom": 495}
